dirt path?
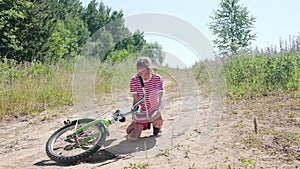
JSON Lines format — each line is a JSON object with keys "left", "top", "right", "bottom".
{"left": 0, "top": 87, "right": 208, "bottom": 169}
{"left": 0, "top": 77, "right": 299, "bottom": 168}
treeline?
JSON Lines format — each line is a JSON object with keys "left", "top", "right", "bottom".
{"left": 0, "top": 0, "right": 163, "bottom": 64}
{"left": 254, "top": 34, "right": 300, "bottom": 56}
{"left": 0, "top": 0, "right": 165, "bottom": 117}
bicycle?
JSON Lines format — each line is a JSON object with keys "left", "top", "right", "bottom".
{"left": 45, "top": 76, "right": 155, "bottom": 164}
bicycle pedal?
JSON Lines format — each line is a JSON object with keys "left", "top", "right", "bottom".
{"left": 119, "top": 117, "right": 126, "bottom": 122}
{"left": 64, "top": 119, "right": 71, "bottom": 125}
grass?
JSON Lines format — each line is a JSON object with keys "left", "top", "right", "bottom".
{"left": 1, "top": 51, "right": 299, "bottom": 127}
{"left": 189, "top": 163, "right": 197, "bottom": 169}
{"left": 122, "top": 163, "right": 149, "bottom": 169}
{"left": 222, "top": 158, "right": 256, "bottom": 169}
{"left": 156, "top": 148, "right": 171, "bottom": 157}
{"left": 1, "top": 43, "right": 300, "bottom": 169}
{"left": 0, "top": 59, "right": 73, "bottom": 117}
{"left": 223, "top": 52, "right": 300, "bottom": 99}
{"left": 0, "top": 56, "right": 189, "bottom": 118}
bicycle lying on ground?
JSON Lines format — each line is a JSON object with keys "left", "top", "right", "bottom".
{"left": 45, "top": 76, "right": 153, "bottom": 164}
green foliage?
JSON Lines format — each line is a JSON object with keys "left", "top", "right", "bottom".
{"left": 209, "top": 0, "right": 256, "bottom": 57}
{"left": 0, "top": 0, "right": 33, "bottom": 60}
{"left": 191, "top": 60, "right": 210, "bottom": 87}
{"left": 83, "top": 0, "right": 102, "bottom": 34}
{"left": 113, "top": 31, "right": 146, "bottom": 54}
{"left": 156, "top": 148, "right": 171, "bottom": 157}
{"left": 224, "top": 52, "right": 300, "bottom": 99}
{"left": 82, "top": 27, "right": 114, "bottom": 62}
{"left": 192, "top": 51, "right": 300, "bottom": 99}
{"left": 106, "top": 49, "right": 130, "bottom": 63}
{"left": 0, "top": 59, "right": 73, "bottom": 117}
{"left": 0, "top": 57, "right": 138, "bottom": 117}
{"left": 0, "top": 0, "right": 163, "bottom": 65}
{"left": 82, "top": 0, "right": 124, "bottom": 35}
{"left": 45, "top": 22, "right": 71, "bottom": 63}
{"left": 123, "top": 163, "right": 149, "bottom": 169}
{"left": 0, "top": 0, "right": 166, "bottom": 118}
{"left": 140, "top": 42, "right": 164, "bottom": 65}
{"left": 222, "top": 156, "right": 256, "bottom": 169}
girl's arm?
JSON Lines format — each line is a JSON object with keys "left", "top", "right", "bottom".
{"left": 158, "top": 91, "right": 164, "bottom": 112}
{"left": 132, "top": 94, "right": 139, "bottom": 105}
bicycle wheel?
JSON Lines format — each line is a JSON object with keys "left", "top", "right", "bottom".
{"left": 45, "top": 119, "right": 107, "bottom": 164}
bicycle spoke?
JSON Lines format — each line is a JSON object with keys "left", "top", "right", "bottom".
{"left": 46, "top": 119, "right": 107, "bottom": 163}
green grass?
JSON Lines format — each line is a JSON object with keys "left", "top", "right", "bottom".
{"left": 192, "top": 52, "right": 300, "bottom": 100}
{"left": 0, "top": 59, "right": 73, "bottom": 117}
{"left": 122, "top": 163, "right": 149, "bottom": 169}
{"left": 0, "top": 56, "right": 183, "bottom": 118}
{"left": 224, "top": 52, "right": 300, "bottom": 99}
{"left": 1, "top": 51, "right": 299, "bottom": 118}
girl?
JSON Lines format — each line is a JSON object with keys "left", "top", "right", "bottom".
{"left": 126, "top": 56, "right": 164, "bottom": 140}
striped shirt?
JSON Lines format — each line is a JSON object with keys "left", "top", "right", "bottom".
{"left": 130, "top": 73, "right": 164, "bottom": 114}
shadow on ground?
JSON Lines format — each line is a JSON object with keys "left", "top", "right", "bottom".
{"left": 34, "top": 136, "right": 157, "bottom": 167}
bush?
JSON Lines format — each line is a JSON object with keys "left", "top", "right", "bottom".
{"left": 191, "top": 52, "right": 300, "bottom": 99}
{"left": 224, "top": 52, "right": 300, "bottom": 98}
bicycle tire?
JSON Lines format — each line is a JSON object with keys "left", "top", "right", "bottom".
{"left": 45, "top": 119, "right": 107, "bottom": 164}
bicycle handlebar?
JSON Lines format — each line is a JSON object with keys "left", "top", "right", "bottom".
{"left": 105, "top": 105, "right": 145, "bottom": 123}
{"left": 105, "top": 76, "right": 148, "bottom": 123}
{"left": 105, "top": 92, "right": 145, "bottom": 123}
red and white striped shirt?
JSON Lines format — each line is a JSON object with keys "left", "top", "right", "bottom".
{"left": 130, "top": 73, "right": 164, "bottom": 113}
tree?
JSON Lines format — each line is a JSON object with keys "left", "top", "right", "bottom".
{"left": 0, "top": 0, "right": 155, "bottom": 64}
{"left": 139, "top": 42, "right": 164, "bottom": 65}
{"left": 0, "top": 0, "right": 33, "bottom": 61}
{"left": 81, "top": 28, "right": 114, "bottom": 62}
{"left": 209, "top": 0, "right": 256, "bottom": 57}
{"left": 105, "top": 49, "right": 129, "bottom": 63}
{"left": 82, "top": 0, "right": 125, "bottom": 37}
{"left": 82, "top": 0, "right": 102, "bottom": 34}
{"left": 52, "top": 0, "right": 89, "bottom": 61}
{"left": 0, "top": 0, "right": 89, "bottom": 63}
{"left": 113, "top": 31, "right": 146, "bottom": 53}
{"left": 14, "top": 0, "right": 64, "bottom": 62}
{"left": 44, "top": 21, "right": 71, "bottom": 63}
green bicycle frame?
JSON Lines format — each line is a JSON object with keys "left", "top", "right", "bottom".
{"left": 73, "top": 76, "right": 147, "bottom": 146}
{"left": 74, "top": 119, "right": 111, "bottom": 146}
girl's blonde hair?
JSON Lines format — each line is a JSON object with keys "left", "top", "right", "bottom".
{"left": 136, "top": 56, "right": 152, "bottom": 70}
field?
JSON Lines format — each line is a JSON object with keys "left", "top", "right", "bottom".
{"left": 0, "top": 53, "right": 299, "bottom": 168}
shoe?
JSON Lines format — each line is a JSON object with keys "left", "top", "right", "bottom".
{"left": 153, "top": 127, "right": 160, "bottom": 136}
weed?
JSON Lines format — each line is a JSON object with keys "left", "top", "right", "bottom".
{"left": 156, "top": 148, "right": 171, "bottom": 157}
{"left": 253, "top": 116, "right": 258, "bottom": 135}
{"left": 189, "top": 163, "right": 196, "bottom": 169}
{"left": 223, "top": 157, "right": 256, "bottom": 169}
{"left": 176, "top": 144, "right": 183, "bottom": 150}
{"left": 241, "top": 159, "right": 255, "bottom": 169}
{"left": 221, "top": 52, "right": 300, "bottom": 99}
{"left": 123, "top": 163, "right": 149, "bottom": 169}
{"left": 243, "top": 135, "right": 260, "bottom": 146}
{"left": 0, "top": 60, "right": 73, "bottom": 117}
{"left": 287, "top": 111, "right": 297, "bottom": 118}
{"left": 184, "top": 150, "right": 190, "bottom": 158}
{"left": 224, "top": 156, "right": 230, "bottom": 162}
{"left": 186, "top": 133, "right": 193, "bottom": 140}
{"left": 231, "top": 121, "right": 246, "bottom": 128}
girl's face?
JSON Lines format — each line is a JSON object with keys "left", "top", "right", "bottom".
{"left": 138, "top": 68, "right": 151, "bottom": 81}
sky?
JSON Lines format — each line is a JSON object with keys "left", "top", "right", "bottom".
{"left": 81, "top": 0, "right": 300, "bottom": 67}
